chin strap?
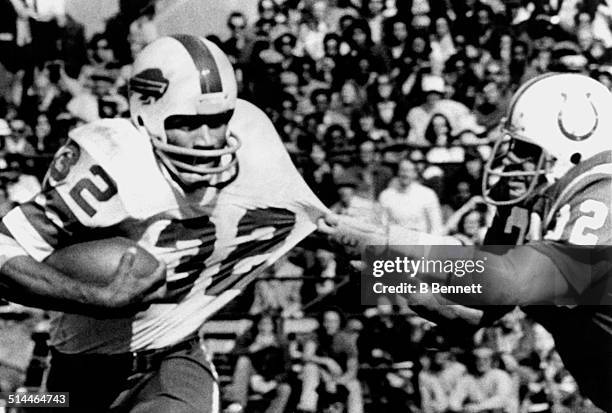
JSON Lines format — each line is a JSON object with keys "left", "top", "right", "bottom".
{"left": 155, "top": 148, "right": 240, "bottom": 190}
{"left": 151, "top": 133, "right": 241, "bottom": 175}
{"left": 153, "top": 132, "right": 241, "bottom": 190}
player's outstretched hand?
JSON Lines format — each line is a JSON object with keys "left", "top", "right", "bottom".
{"left": 317, "top": 213, "right": 387, "bottom": 255}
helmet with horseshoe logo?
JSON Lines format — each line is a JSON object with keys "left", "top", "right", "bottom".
{"left": 483, "top": 73, "right": 612, "bottom": 205}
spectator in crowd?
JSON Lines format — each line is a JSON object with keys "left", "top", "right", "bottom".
{"left": 442, "top": 194, "right": 489, "bottom": 245}
{"left": 323, "top": 123, "right": 354, "bottom": 155}
{"left": 342, "top": 18, "right": 388, "bottom": 74}
{"left": 332, "top": 79, "right": 366, "bottom": 121}
{"left": 406, "top": 74, "right": 447, "bottom": 146}
{"left": 381, "top": 16, "right": 409, "bottom": 73}
{"left": 449, "top": 347, "right": 518, "bottom": 413}
{"left": 0, "top": 118, "right": 10, "bottom": 147}
{"left": 521, "top": 47, "right": 553, "bottom": 82}
{"left": 31, "top": 112, "right": 57, "bottom": 154}
{"left": 430, "top": 16, "right": 456, "bottom": 75}
{"left": 255, "top": 0, "right": 283, "bottom": 33}
{"left": 4, "top": 119, "right": 35, "bottom": 156}
{"left": 359, "top": 297, "right": 414, "bottom": 410}
{"left": 384, "top": 360, "right": 419, "bottom": 413}
{"left": 225, "top": 312, "right": 292, "bottom": 413}
{"left": 297, "top": 308, "right": 363, "bottom": 413}
{"left": 351, "top": 106, "right": 391, "bottom": 145}
{"left": 51, "top": 12, "right": 87, "bottom": 79}
{"left": 81, "top": 33, "right": 119, "bottom": 77}
{"left": 297, "top": 0, "right": 335, "bottom": 61}
{"left": 330, "top": 171, "right": 378, "bottom": 222}
{"left": 474, "top": 80, "right": 509, "bottom": 133}
{"left": 322, "top": 32, "right": 342, "bottom": 62}
{"left": 20, "top": 62, "right": 72, "bottom": 125}
{"left": 418, "top": 350, "right": 450, "bottom": 413}
{"left": 128, "top": 12, "right": 159, "bottom": 58}
{"left": 423, "top": 113, "right": 465, "bottom": 164}
{"left": 250, "top": 253, "right": 304, "bottom": 318}
{"left": 423, "top": 113, "right": 452, "bottom": 148}
{"left": 408, "top": 74, "right": 485, "bottom": 147}
{"left": 302, "top": 143, "right": 338, "bottom": 206}
{"left": 370, "top": 73, "right": 401, "bottom": 132}
{"left": 477, "top": 311, "right": 532, "bottom": 377}
{"left": 379, "top": 158, "right": 444, "bottom": 234}
{"left": 276, "top": 33, "right": 301, "bottom": 75}
{"left": 0, "top": 183, "right": 12, "bottom": 217}
{"left": 434, "top": 348, "right": 469, "bottom": 405}
{"left": 362, "top": 0, "right": 387, "bottom": 45}
{"left": 301, "top": 246, "right": 339, "bottom": 308}
{"left": 345, "top": 140, "right": 393, "bottom": 201}
{"left": 66, "top": 68, "right": 128, "bottom": 122}
{"left": 448, "top": 147, "right": 485, "bottom": 204}
{"left": 223, "top": 11, "right": 250, "bottom": 64}
{"left": 1, "top": 157, "right": 40, "bottom": 204}
{"left": 308, "top": 88, "right": 351, "bottom": 133}
{"left": 0, "top": 0, "right": 20, "bottom": 74}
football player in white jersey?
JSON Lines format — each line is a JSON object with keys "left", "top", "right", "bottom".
{"left": 0, "top": 35, "right": 326, "bottom": 412}
{"left": 321, "top": 73, "right": 612, "bottom": 411}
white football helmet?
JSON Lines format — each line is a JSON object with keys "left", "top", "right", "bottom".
{"left": 483, "top": 73, "right": 612, "bottom": 205}
{"left": 129, "top": 35, "right": 240, "bottom": 188}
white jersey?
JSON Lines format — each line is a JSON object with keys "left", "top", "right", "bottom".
{"left": 1, "top": 99, "right": 327, "bottom": 353}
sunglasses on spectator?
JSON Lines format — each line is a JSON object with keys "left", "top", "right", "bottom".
{"left": 9, "top": 121, "right": 26, "bottom": 134}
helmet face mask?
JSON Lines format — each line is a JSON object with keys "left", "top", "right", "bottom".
{"left": 482, "top": 73, "right": 612, "bottom": 206}
{"left": 482, "top": 128, "right": 549, "bottom": 206}
{"left": 129, "top": 35, "right": 240, "bottom": 190}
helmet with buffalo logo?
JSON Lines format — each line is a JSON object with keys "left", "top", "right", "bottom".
{"left": 129, "top": 35, "right": 240, "bottom": 187}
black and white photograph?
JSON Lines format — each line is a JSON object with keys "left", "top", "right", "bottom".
{"left": 0, "top": 0, "right": 611, "bottom": 412}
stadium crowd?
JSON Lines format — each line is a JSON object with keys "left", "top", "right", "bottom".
{"left": 0, "top": 0, "right": 610, "bottom": 411}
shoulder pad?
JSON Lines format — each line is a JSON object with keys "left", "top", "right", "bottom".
{"left": 68, "top": 119, "right": 149, "bottom": 164}
{"left": 61, "top": 119, "right": 174, "bottom": 221}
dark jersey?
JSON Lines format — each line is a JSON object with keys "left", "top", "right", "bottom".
{"left": 484, "top": 151, "right": 612, "bottom": 410}
{"left": 483, "top": 179, "right": 548, "bottom": 246}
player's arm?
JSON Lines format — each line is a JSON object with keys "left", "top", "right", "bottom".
{"left": 320, "top": 213, "right": 578, "bottom": 305}
{"left": 319, "top": 213, "right": 464, "bottom": 248}
{"left": 320, "top": 214, "right": 493, "bottom": 329}
{"left": 391, "top": 242, "right": 575, "bottom": 306}
{"left": 405, "top": 245, "right": 573, "bottom": 305}
{"left": 0, "top": 138, "right": 167, "bottom": 314}
{"left": 0, "top": 234, "right": 167, "bottom": 314}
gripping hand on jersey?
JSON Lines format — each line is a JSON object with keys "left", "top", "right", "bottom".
{"left": 318, "top": 213, "right": 459, "bottom": 255}
{"left": 318, "top": 213, "right": 388, "bottom": 255}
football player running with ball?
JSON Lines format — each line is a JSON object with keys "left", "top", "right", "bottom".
{"left": 321, "top": 73, "right": 612, "bottom": 411}
{"left": 0, "top": 35, "right": 325, "bottom": 412}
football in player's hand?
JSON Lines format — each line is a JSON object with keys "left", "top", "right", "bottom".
{"left": 44, "top": 237, "right": 159, "bottom": 286}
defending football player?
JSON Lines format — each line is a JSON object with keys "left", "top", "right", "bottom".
{"left": 321, "top": 73, "right": 612, "bottom": 411}
{"left": 0, "top": 35, "right": 326, "bottom": 412}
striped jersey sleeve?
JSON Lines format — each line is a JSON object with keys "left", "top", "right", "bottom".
{"left": 1, "top": 139, "right": 128, "bottom": 261}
